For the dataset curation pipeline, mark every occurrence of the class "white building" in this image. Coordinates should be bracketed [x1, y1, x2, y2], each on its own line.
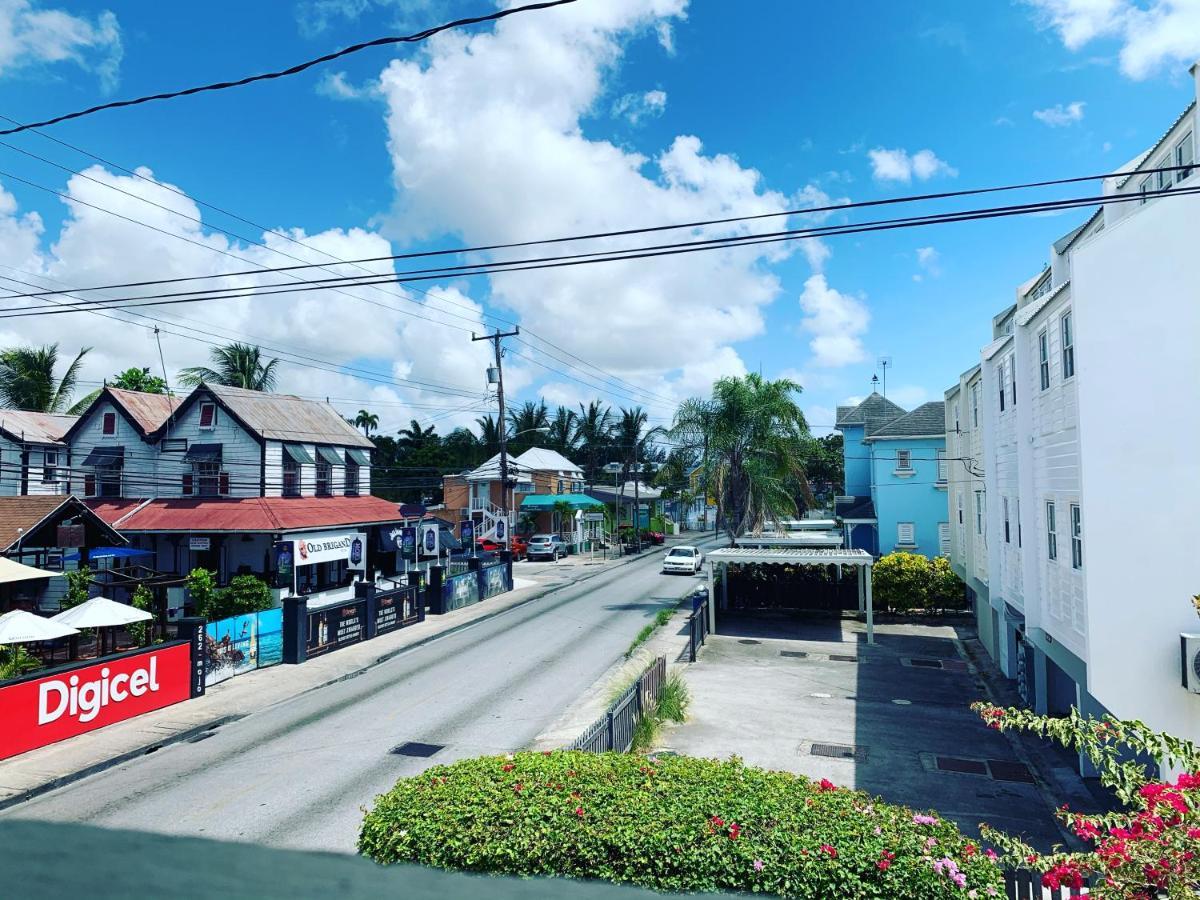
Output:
[945, 62, 1199, 769]
[0, 411, 76, 496]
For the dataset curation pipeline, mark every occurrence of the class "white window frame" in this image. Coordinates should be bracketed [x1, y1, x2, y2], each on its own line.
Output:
[198, 401, 217, 430]
[998, 358, 1007, 412]
[1139, 175, 1153, 204]
[1157, 155, 1173, 192]
[42, 449, 58, 484]
[1010, 355, 1017, 407]
[315, 459, 331, 497]
[1003, 496, 1011, 544]
[282, 456, 300, 497]
[1070, 503, 1083, 569]
[975, 491, 985, 536]
[936, 449, 947, 483]
[1177, 131, 1194, 183]
[938, 522, 951, 557]
[970, 383, 979, 427]
[1016, 497, 1022, 548]
[1046, 500, 1058, 561]
[895, 449, 912, 471]
[1038, 329, 1050, 391]
[956, 491, 965, 525]
[1061, 312, 1075, 380]
[897, 522, 916, 546]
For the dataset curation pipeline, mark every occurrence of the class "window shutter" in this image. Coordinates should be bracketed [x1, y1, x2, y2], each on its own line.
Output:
[182, 473, 193, 495]
[102, 412, 116, 435]
[84, 474, 95, 496]
[898, 522, 915, 545]
[218, 472, 230, 495]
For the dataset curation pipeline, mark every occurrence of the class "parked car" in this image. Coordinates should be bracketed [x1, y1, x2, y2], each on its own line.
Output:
[475, 538, 502, 554]
[645, 530, 666, 545]
[662, 545, 704, 574]
[526, 533, 567, 561]
[510, 535, 528, 559]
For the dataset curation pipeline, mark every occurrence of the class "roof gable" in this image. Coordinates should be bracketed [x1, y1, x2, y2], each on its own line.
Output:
[865, 401, 947, 440]
[0, 495, 126, 551]
[63, 387, 181, 443]
[0, 410, 77, 445]
[168, 384, 373, 448]
[513, 447, 584, 474]
[834, 393, 907, 435]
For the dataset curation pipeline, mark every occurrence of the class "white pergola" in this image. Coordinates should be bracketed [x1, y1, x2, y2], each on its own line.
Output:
[734, 532, 845, 549]
[705, 547, 877, 643]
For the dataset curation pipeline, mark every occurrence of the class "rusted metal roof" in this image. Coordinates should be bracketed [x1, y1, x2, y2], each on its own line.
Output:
[0, 410, 76, 445]
[100, 496, 403, 533]
[0, 495, 126, 551]
[107, 388, 182, 435]
[205, 384, 373, 447]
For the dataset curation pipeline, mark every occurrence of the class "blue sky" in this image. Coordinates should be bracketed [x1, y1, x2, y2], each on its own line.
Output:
[0, 0, 1196, 435]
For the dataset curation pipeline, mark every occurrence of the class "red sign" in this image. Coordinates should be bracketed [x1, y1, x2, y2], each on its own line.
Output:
[0, 643, 192, 762]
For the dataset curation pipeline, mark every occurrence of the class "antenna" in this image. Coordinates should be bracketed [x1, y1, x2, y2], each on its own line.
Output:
[876, 356, 893, 396]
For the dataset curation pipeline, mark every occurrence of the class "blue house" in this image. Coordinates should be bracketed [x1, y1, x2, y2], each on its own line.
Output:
[834, 395, 949, 559]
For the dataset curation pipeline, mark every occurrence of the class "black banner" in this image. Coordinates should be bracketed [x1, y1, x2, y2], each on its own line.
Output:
[306, 601, 366, 658]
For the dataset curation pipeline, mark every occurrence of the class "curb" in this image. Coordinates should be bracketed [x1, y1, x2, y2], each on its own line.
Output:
[0, 715, 243, 813]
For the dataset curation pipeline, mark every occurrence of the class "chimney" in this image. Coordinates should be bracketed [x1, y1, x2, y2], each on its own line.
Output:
[1192, 60, 1200, 106]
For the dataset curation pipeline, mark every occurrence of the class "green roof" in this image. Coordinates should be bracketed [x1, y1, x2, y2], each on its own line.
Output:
[519, 493, 605, 510]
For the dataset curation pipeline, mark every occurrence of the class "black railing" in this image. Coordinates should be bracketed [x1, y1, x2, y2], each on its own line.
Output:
[568, 656, 667, 753]
[686, 589, 710, 663]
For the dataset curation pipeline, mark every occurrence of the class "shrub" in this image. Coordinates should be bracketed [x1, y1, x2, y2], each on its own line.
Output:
[61, 565, 92, 610]
[0, 644, 42, 680]
[871, 552, 931, 613]
[188, 569, 273, 622]
[359, 752, 1004, 899]
[127, 584, 154, 645]
[929, 556, 967, 611]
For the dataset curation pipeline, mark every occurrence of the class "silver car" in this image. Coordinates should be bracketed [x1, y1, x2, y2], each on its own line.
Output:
[662, 545, 703, 574]
[526, 533, 567, 561]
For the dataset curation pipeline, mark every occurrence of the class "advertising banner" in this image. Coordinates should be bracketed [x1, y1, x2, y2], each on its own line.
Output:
[377, 524, 405, 552]
[204, 608, 284, 687]
[306, 602, 365, 658]
[374, 586, 419, 637]
[495, 519, 506, 542]
[0, 643, 192, 762]
[401, 527, 416, 559]
[459, 520, 475, 546]
[480, 562, 510, 600]
[419, 522, 439, 557]
[292, 531, 367, 569]
[273, 541, 295, 590]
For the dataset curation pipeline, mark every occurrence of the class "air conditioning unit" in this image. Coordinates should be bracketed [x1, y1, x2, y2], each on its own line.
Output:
[1181, 634, 1200, 693]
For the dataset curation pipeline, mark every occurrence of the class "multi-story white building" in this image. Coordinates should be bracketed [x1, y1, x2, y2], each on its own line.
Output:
[0, 411, 75, 496]
[946, 61, 1199, 769]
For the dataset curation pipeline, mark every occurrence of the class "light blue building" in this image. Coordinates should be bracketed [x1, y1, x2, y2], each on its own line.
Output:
[834, 395, 949, 559]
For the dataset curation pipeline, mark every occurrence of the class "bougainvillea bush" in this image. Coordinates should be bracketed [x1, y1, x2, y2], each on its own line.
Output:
[974, 702, 1200, 898]
[359, 752, 1003, 899]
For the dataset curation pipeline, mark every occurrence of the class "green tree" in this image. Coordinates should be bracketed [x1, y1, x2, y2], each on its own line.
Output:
[0, 644, 42, 679]
[475, 414, 503, 458]
[574, 401, 613, 490]
[442, 427, 482, 470]
[354, 409, 379, 437]
[546, 406, 579, 456]
[871, 552, 932, 613]
[670, 375, 812, 544]
[507, 400, 549, 454]
[178, 342, 280, 391]
[929, 555, 966, 611]
[127, 583, 154, 645]
[397, 419, 438, 451]
[0, 344, 91, 413]
[188, 569, 273, 621]
[112, 367, 167, 393]
[62, 566, 93, 610]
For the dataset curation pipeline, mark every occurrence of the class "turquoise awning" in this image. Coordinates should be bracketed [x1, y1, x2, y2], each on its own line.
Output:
[519, 493, 604, 511]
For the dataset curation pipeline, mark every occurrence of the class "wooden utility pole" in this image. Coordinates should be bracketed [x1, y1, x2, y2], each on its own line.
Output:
[472, 328, 520, 536]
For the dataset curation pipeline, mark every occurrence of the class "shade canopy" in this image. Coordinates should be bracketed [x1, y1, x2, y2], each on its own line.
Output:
[65, 546, 153, 562]
[345, 448, 370, 467]
[0, 609, 78, 643]
[0, 556, 63, 584]
[81, 446, 124, 467]
[519, 493, 604, 511]
[283, 443, 315, 465]
[51, 596, 152, 628]
[184, 443, 223, 462]
[316, 445, 343, 467]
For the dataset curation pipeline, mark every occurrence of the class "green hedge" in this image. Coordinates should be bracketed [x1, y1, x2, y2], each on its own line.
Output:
[872, 553, 967, 613]
[359, 752, 1003, 899]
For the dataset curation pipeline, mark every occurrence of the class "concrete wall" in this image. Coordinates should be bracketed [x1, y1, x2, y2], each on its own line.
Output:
[870, 435, 948, 559]
[1073, 187, 1200, 746]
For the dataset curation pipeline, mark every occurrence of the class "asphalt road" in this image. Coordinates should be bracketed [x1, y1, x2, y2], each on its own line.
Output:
[2, 539, 717, 853]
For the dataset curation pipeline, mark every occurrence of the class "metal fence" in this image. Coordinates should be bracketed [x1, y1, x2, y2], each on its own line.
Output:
[445, 559, 471, 577]
[568, 656, 667, 753]
[686, 591, 710, 663]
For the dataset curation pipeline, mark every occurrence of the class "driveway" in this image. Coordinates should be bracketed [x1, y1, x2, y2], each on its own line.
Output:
[661, 614, 1075, 851]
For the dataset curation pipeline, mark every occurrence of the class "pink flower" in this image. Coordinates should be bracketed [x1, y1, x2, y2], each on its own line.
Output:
[820, 844, 838, 858]
[574, 806, 584, 817]
[729, 823, 741, 841]
[817, 778, 837, 792]
[985, 848, 998, 862]
[753, 859, 764, 872]
[925, 837, 938, 849]
[912, 814, 938, 826]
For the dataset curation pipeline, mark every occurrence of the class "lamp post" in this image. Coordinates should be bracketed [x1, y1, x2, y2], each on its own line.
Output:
[602, 461, 623, 556]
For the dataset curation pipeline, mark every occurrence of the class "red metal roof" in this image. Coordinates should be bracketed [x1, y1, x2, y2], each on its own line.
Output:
[85, 499, 146, 526]
[107, 388, 182, 435]
[90, 496, 404, 533]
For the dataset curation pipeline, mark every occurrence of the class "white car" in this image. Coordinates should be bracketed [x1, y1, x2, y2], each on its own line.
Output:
[662, 545, 703, 574]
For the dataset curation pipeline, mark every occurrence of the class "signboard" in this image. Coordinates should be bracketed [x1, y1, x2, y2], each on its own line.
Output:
[0, 643, 192, 762]
[292, 531, 367, 568]
[273, 541, 295, 590]
[420, 522, 439, 557]
[495, 519, 506, 542]
[459, 520, 475, 545]
[401, 527, 416, 559]
[306, 602, 365, 658]
[55, 524, 85, 548]
[399, 503, 426, 519]
[188, 537, 211, 551]
[582, 512, 606, 522]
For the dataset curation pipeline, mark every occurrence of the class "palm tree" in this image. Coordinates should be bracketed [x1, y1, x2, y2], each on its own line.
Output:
[546, 406, 579, 456]
[574, 400, 613, 490]
[475, 414, 503, 458]
[0, 344, 91, 412]
[671, 374, 813, 545]
[615, 406, 664, 536]
[507, 400, 549, 453]
[354, 409, 379, 437]
[397, 419, 438, 451]
[178, 343, 279, 391]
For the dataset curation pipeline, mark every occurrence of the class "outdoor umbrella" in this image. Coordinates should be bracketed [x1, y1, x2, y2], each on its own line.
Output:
[0, 609, 79, 643]
[51, 596, 152, 657]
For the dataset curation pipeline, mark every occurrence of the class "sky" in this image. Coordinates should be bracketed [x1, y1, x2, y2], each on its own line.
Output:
[0, 0, 1197, 438]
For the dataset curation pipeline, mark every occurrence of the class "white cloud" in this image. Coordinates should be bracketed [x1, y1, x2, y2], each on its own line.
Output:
[798, 274, 870, 368]
[655, 20, 675, 54]
[1025, 0, 1200, 79]
[0, 0, 122, 90]
[913, 245, 941, 283]
[611, 88, 667, 125]
[868, 147, 958, 183]
[316, 70, 377, 100]
[1033, 100, 1086, 126]
[888, 384, 930, 408]
[377, 0, 799, 413]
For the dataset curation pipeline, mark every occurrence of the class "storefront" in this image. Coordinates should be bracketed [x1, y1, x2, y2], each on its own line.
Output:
[273, 529, 367, 609]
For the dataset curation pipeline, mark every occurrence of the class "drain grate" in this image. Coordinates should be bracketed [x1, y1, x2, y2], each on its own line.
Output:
[811, 742, 867, 761]
[391, 741, 445, 758]
[738, 639, 762, 645]
[988, 760, 1035, 783]
[780, 650, 808, 658]
[828, 654, 859, 663]
[936, 756, 989, 775]
[909, 658, 944, 669]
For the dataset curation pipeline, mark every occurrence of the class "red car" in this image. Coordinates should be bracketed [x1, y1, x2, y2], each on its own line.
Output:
[475, 538, 501, 553]
[510, 535, 529, 559]
[645, 530, 666, 545]
[475, 537, 528, 559]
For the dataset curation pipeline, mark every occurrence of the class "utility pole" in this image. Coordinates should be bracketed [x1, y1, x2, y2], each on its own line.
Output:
[473, 327, 520, 541]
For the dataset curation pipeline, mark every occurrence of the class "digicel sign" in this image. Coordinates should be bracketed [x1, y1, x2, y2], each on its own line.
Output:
[0, 643, 191, 762]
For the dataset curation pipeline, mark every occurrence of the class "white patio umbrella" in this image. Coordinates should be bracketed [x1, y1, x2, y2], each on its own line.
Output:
[50, 596, 152, 628]
[0, 609, 79, 643]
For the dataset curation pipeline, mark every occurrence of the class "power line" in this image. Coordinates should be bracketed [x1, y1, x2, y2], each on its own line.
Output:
[0, 0, 578, 136]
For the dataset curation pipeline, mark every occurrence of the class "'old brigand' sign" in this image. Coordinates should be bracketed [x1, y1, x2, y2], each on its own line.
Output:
[0, 643, 191, 761]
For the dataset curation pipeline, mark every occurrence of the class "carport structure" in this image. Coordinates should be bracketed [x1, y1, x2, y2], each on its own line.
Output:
[705, 547, 877, 642]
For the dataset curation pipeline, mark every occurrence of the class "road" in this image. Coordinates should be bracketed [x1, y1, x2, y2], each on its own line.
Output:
[2, 540, 717, 853]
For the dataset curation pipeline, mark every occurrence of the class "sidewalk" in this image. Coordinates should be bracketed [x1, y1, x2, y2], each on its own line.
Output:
[0, 543, 668, 810]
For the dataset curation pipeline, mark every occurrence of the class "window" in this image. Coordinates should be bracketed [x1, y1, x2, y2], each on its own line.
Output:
[1139, 175, 1153, 203]
[956, 491, 965, 525]
[936, 449, 947, 483]
[344, 457, 360, 496]
[96, 468, 121, 498]
[513, 480, 535, 494]
[1070, 503, 1083, 569]
[938, 523, 951, 557]
[161, 438, 187, 453]
[1010, 357, 1017, 406]
[102, 412, 116, 435]
[998, 358, 1007, 412]
[42, 449, 58, 484]
[975, 491, 985, 535]
[971, 383, 979, 427]
[897, 522, 915, 546]
[896, 449, 912, 471]
[1003, 497, 1011, 543]
[283, 457, 300, 497]
[1038, 330, 1050, 390]
[195, 462, 222, 497]
[296, 559, 351, 594]
[1046, 500, 1057, 561]
[953, 401, 960, 433]
[1157, 155, 1173, 192]
[198, 402, 217, 429]
[1061, 312, 1075, 379]
[1016, 497, 1022, 548]
[315, 460, 331, 496]
[1177, 131, 1194, 182]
